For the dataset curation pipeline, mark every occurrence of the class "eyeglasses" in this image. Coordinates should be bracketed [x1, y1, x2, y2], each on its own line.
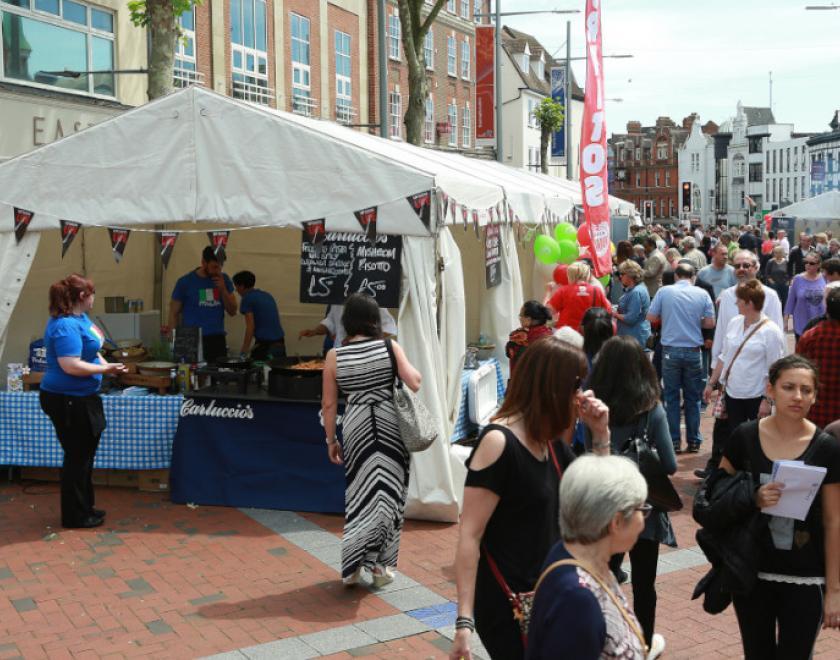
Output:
[634, 504, 653, 519]
[805, 261, 820, 266]
[733, 263, 754, 270]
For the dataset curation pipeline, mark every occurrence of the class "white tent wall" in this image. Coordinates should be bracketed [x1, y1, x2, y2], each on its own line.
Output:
[0, 233, 40, 362]
[439, 229, 467, 434]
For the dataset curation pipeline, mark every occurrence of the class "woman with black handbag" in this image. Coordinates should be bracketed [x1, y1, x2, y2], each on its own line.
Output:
[588, 336, 678, 660]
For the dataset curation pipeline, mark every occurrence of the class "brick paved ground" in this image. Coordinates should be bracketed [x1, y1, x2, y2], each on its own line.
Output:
[1, 406, 839, 658]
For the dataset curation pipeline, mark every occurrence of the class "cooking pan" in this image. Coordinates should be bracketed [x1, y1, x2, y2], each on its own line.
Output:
[269, 355, 324, 377]
[215, 356, 252, 370]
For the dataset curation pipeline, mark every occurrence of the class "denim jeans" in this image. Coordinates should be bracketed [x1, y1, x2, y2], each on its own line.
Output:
[662, 346, 704, 448]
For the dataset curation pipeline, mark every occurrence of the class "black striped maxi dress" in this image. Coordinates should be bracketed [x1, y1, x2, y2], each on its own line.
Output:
[334, 338, 410, 580]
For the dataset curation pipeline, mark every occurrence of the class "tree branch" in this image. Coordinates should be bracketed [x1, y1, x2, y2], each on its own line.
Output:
[419, 0, 447, 40]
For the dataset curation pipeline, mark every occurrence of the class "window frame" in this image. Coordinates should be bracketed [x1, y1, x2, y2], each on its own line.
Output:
[335, 29, 352, 124]
[460, 0, 469, 19]
[0, 0, 117, 98]
[447, 35, 456, 76]
[389, 89, 402, 140]
[424, 94, 434, 144]
[461, 103, 470, 148]
[424, 28, 434, 70]
[460, 38, 470, 80]
[290, 12, 312, 113]
[388, 12, 400, 61]
[448, 101, 458, 147]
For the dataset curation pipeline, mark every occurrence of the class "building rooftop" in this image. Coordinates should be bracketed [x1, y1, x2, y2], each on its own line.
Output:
[501, 26, 584, 101]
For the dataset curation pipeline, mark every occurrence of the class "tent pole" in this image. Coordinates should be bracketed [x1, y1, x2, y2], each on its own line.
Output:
[153, 224, 163, 314]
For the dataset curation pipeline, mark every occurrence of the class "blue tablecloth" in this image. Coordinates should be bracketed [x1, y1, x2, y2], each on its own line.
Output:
[169, 393, 345, 514]
[0, 391, 180, 468]
[450, 358, 505, 443]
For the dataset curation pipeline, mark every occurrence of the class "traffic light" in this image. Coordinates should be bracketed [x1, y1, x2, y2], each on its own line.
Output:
[682, 182, 691, 212]
[643, 200, 653, 221]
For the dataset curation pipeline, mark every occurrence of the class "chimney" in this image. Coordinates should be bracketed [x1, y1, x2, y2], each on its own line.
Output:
[627, 121, 642, 134]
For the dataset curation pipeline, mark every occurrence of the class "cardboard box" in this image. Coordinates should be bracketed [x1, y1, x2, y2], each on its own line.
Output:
[138, 469, 169, 492]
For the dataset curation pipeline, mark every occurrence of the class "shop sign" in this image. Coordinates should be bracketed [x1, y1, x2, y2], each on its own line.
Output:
[485, 224, 502, 289]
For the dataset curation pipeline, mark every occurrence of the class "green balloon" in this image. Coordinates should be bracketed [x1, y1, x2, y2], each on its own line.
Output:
[598, 273, 611, 287]
[534, 235, 561, 265]
[557, 240, 579, 265]
[554, 222, 577, 243]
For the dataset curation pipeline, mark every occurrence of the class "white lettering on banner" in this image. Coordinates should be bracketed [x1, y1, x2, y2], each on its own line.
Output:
[180, 399, 255, 420]
[579, 0, 611, 277]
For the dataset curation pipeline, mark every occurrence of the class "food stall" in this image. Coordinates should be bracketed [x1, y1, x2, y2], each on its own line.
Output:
[0, 86, 635, 521]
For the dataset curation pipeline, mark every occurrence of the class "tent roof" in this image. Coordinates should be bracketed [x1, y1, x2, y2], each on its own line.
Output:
[771, 191, 840, 221]
[0, 86, 632, 236]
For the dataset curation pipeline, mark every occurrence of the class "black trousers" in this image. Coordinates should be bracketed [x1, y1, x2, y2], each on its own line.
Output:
[39, 390, 105, 527]
[707, 395, 762, 472]
[202, 334, 227, 363]
[251, 338, 286, 361]
[733, 580, 824, 659]
[610, 538, 660, 647]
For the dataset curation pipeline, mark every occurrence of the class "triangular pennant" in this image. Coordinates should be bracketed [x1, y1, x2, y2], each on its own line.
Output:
[441, 191, 450, 223]
[472, 210, 480, 238]
[108, 228, 130, 263]
[488, 206, 495, 225]
[59, 220, 81, 258]
[407, 191, 432, 232]
[159, 231, 179, 269]
[303, 218, 327, 246]
[207, 230, 230, 262]
[460, 204, 468, 232]
[508, 204, 515, 224]
[354, 207, 378, 243]
[497, 201, 505, 223]
[13, 207, 34, 244]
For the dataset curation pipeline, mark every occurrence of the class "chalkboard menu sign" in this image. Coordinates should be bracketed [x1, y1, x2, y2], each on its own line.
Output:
[173, 326, 202, 363]
[299, 231, 403, 308]
[485, 225, 502, 289]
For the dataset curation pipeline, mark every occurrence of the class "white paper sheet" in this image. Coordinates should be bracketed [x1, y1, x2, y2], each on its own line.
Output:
[762, 460, 827, 521]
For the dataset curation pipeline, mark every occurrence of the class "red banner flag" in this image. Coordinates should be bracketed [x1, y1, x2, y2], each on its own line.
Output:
[13, 207, 34, 244]
[475, 26, 495, 140]
[580, 0, 612, 277]
[59, 220, 80, 258]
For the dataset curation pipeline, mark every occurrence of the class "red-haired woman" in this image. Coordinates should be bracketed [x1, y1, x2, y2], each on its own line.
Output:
[39, 275, 126, 528]
[450, 337, 611, 660]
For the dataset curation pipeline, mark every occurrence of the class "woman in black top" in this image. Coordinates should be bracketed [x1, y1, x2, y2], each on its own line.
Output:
[721, 355, 840, 659]
[450, 337, 611, 660]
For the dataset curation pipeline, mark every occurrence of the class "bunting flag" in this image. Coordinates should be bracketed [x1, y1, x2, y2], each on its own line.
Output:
[472, 209, 480, 238]
[440, 191, 450, 223]
[497, 201, 505, 223]
[508, 205, 515, 224]
[159, 231, 178, 269]
[354, 206, 378, 243]
[303, 218, 326, 247]
[488, 206, 496, 225]
[461, 205, 468, 232]
[407, 191, 432, 232]
[207, 230, 230, 262]
[108, 228, 130, 263]
[13, 207, 34, 244]
[59, 220, 81, 258]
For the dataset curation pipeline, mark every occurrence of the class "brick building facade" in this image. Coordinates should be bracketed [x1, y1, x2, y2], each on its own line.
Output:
[610, 116, 698, 222]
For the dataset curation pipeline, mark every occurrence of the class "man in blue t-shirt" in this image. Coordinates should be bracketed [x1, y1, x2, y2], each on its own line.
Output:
[232, 270, 285, 360]
[166, 246, 237, 362]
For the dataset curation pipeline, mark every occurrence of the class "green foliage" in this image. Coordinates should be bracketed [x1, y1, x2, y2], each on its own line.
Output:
[534, 97, 564, 133]
[128, 0, 199, 28]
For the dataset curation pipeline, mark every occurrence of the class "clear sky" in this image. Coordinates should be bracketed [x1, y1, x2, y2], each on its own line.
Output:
[500, 0, 840, 136]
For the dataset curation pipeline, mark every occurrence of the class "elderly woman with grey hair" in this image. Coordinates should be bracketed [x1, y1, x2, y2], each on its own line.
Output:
[612, 260, 651, 349]
[526, 456, 649, 660]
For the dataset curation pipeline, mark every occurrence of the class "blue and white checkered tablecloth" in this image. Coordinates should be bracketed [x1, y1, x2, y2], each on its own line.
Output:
[450, 358, 505, 443]
[0, 391, 182, 468]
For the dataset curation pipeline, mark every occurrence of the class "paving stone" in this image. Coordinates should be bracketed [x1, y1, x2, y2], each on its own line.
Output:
[437, 625, 489, 660]
[378, 585, 449, 611]
[407, 602, 457, 629]
[93, 567, 116, 579]
[368, 570, 418, 594]
[133, 501, 162, 509]
[266, 546, 288, 557]
[0, 566, 13, 580]
[208, 530, 239, 537]
[306, 545, 342, 569]
[347, 642, 387, 656]
[0, 643, 19, 653]
[141, 524, 161, 532]
[355, 613, 430, 642]
[145, 619, 173, 635]
[239, 637, 318, 660]
[188, 592, 226, 606]
[300, 624, 377, 655]
[11, 598, 36, 612]
[428, 633, 454, 653]
[281, 528, 342, 552]
[126, 577, 153, 592]
[93, 532, 124, 547]
[202, 652, 248, 660]
[241, 508, 323, 536]
[84, 551, 114, 565]
[27, 562, 47, 571]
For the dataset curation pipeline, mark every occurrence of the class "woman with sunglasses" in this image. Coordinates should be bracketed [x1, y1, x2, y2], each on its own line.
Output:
[784, 252, 825, 342]
[450, 337, 610, 660]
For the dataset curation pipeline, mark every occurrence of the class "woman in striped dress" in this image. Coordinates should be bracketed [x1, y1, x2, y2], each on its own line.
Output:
[322, 293, 422, 587]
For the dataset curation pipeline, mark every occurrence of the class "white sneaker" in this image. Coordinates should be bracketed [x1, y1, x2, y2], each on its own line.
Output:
[647, 633, 666, 660]
[342, 566, 363, 586]
[372, 566, 395, 588]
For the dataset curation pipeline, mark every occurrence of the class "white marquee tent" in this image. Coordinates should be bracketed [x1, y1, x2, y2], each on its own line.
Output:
[772, 190, 840, 221]
[0, 86, 634, 521]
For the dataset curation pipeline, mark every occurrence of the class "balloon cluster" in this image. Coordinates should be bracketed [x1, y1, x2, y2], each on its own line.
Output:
[533, 222, 612, 287]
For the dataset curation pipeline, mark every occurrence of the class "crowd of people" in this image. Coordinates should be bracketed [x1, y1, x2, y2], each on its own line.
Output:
[452, 222, 840, 660]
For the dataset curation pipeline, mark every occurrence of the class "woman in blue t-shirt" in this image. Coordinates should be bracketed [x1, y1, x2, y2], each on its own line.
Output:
[38, 275, 126, 529]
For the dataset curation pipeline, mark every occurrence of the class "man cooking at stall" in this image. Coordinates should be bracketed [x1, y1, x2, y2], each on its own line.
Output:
[232, 270, 286, 360]
[299, 301, 397, 346]
[164, 246, 237, 362]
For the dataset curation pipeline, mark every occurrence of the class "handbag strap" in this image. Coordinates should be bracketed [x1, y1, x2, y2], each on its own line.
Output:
[533, 558, 648, 655]
[383, 338, 403, 387]
[721, 318, 768, 387]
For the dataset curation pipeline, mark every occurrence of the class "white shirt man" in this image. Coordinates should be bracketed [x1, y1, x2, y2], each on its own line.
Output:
[777, 230, 790, 257]
[711, 251, 784, 364]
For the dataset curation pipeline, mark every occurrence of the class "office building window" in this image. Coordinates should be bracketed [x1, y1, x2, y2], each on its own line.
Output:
[447, 0, 455, 13]
[389, 91, 401, 139]
[335, 30, 352, 124]
[665, 171, 670, 186]
[448, 101, 457, 146]
[474, 0, 482, 22]
[1, 0, 116, 96]
[794, 146, 798, 171]
[173, 9, 200, 87]
[749, 163, 763, 183]
[772, 150, 776, 173]
[462, 104, 471, 147]
[424, 95, 434, 144]
[232, 0, 269, 103]
[290, 13, 312, 113]
[528, 146, 540, 171]
[447, 35, 456, 75]
[460, 38, 470, 79]
[654, 172, 660, 187]
[460, 0, 469, 18]
[786, 148, 790, 171]
[388, 12, 400, 60]
[424, 29, 433, 69]
[766, 150, 770, 171]
[802, 176, 806, 198]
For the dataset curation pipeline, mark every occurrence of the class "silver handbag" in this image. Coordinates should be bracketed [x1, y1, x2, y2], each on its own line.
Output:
[384, 339, 439, 452]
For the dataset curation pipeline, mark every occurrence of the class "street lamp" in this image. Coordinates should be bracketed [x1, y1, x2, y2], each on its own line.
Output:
[475, 5, 580, 163]
[805, 3, 839, 8]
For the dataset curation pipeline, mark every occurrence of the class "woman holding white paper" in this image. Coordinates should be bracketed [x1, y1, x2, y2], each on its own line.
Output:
[719, 355, 840, 659]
